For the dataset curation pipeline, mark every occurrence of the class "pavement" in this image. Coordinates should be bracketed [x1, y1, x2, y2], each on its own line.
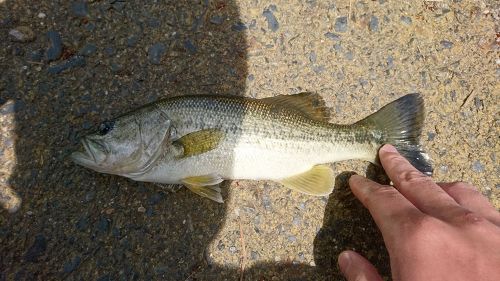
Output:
[1, 0, 498, 280]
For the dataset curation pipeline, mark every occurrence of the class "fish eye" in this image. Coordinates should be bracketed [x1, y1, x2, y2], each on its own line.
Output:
[98, 121, 114, 135]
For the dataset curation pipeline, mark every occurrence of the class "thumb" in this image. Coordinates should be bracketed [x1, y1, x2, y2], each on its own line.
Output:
[338, 251, 383, 281]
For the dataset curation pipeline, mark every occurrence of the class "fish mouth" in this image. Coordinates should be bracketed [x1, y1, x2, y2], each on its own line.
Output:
[70, 138, 107, 170]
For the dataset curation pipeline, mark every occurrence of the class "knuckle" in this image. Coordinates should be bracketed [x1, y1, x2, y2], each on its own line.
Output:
[364, 185, 399, 206]
[453, 210, 488, 227]
[398, 170, 433, 187]
[385, 154, 406, 167]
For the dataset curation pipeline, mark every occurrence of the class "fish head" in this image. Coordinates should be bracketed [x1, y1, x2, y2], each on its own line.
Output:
[71, 108, 175, 176]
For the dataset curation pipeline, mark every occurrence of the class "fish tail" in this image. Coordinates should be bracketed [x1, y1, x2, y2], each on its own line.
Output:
[355, 94, 433, 175]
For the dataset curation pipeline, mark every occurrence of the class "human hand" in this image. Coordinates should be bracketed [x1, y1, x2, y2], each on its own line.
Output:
[338, 144, 500, 281]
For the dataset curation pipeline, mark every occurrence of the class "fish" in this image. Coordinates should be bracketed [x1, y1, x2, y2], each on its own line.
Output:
[71, 93, 432, 203]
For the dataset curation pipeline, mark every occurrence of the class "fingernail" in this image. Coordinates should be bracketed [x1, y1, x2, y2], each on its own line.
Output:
[380, 144, 397, 153]
[338, 251, 352, 276]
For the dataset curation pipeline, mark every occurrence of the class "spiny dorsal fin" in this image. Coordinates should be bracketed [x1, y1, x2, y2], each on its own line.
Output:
[277, 165, 334, 196]
[182, 175, 224, 203]
[173, 129, 224, 158]
[261, 92, 330, 122]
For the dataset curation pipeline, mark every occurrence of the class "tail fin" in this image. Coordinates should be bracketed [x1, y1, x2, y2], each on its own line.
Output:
[356, 94, 433, 175]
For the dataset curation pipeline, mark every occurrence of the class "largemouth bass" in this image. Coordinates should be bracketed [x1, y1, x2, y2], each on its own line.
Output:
[71, 93, 432, 202]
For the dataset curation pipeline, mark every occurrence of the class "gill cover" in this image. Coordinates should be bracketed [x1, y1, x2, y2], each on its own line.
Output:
[72, 106, 174, 177]
[119, 109, 173, 177]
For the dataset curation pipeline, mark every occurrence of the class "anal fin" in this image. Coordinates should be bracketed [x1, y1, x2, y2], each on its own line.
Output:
[154, 183, 183, 193]
[277, 165, 334, 196]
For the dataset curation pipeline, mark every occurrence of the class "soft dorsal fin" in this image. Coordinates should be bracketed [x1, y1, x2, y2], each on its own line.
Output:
[277, 165, 334, 196]
[173, 129, 224, 158]
[261, 92, 331, 122]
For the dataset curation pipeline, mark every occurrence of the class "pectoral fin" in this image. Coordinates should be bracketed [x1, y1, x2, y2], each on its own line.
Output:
[184, 184, 224, 203]
[182, 175, 224, 203]
[174, 129, 224, 158]
[182, 174, 223, 186]
[277, 165, 334, 196]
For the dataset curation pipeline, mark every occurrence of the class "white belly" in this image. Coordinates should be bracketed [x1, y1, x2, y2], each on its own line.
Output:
[130, 138, 376, 184]
[229, 146, 314, 180]
[230, 140, 377, 180]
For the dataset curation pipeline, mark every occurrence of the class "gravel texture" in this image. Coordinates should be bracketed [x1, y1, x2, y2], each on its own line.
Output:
[1, 0, 499, 280]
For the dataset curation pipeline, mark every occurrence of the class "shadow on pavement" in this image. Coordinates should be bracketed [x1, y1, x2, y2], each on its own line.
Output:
[1, 0, 245, 279]
[313, 165, 391, 279]
[203, 165, 391, 280]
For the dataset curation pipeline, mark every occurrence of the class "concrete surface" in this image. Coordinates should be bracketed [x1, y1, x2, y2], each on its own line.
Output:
[0, 0, 498, 280]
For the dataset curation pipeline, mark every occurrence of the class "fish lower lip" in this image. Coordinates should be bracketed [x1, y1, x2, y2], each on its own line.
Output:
[70, 151, 90, 162]
[83, 138, 100, 163]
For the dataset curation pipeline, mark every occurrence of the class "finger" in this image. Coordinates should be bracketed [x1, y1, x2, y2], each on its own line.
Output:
[379, 145, 466, 221]
[438, 182, 500, 226]
[349, 175, 424, 238]
[338, 250, 383, 281]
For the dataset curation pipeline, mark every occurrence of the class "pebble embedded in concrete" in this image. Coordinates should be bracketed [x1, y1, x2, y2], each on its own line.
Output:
[148, 43, 166, 65]
[263, 7, 279, 32]
[46, 30, 63, 61]
[401, 16, 412, 25]
[9, 26, 36, 42]
[334, 16, 348, 32]
[369, 15, 379, 32]
[70, 1, 89, 18]
[79, 43, 97, 56]
[440, 40, 453, 49]
[47, 55, 86, 74]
